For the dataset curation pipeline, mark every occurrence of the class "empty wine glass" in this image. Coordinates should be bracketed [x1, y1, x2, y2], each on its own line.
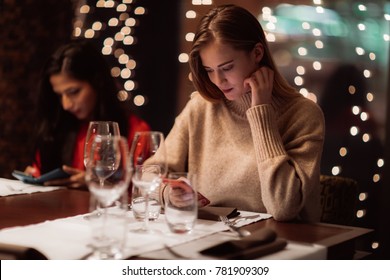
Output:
[84, 121, 120, 215]
[84, 121, 120, 168]
[85, 135, 132, 259]
[129, 131, 167, 233]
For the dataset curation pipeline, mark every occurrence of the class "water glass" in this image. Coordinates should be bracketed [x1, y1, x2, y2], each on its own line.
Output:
[87, 194, 128, 260]
[164, 172, 197, 234]
[131, 184, 161, 221]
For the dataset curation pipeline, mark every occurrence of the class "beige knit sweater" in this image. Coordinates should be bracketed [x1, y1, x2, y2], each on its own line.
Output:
[164, 91, 325, 222]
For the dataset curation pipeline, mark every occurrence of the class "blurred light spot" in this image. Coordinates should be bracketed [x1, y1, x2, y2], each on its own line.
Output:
[117, 90, 129, 101]
[266, 33, 276, 42]
[312, 28, 321, 36]
[118, 54, 129, 64]
[313, 61, 321, 70]
[363, 70, 371, 78]
[358, 4, 367, 11]
[134, 7, 146, 15]
[296, 66, 305, 75]
[360, 112, 368, 121]
[356, 209, 366, 218]
[350, 126, 359, 136]
[302, 22, 310, 30]
[377, 158, 384, 168]
[352, 106, 360, 115]
[80, 5, 90, 14]
[357, 23, 366, 31]
[359, 192, 368, 201]
[373, 174, 380, 182]
[84, 29, 95, 38]
[114, 48, 125, 58]
[117, 3, 127, 12]
[294, 76, 304, 86]
[108, 18, 119, 26]
[369, 53, 376, 61]
[339, 147, 347, 157]
[121, 68, 131, 79]
[298, 47, 307, 56]
[92, 22, 102, 31]
[362, 133, 371, 142]
[123, 36, 135, 45]
[115, 32, 124, 41]
[331, 166, 341, 175]
[366, 92, 374, 102]
[126, 59, 137, 69]
[315, 40, 324, 49]
[111, 67, 121, 77]
[185, 32, 195, 42]
[355, 47, 365, 55]
[178, 53, 189, 63]
[125, 80, 135, 91]
[125, 18, 136, 26]
[186, 10, 196, 18]
[371, 242, 379, 250]
[102, 46, 112, 55]
[104, 37, 114, 46]
[349, 85, 356, 94]
[133, 95, 145, 106]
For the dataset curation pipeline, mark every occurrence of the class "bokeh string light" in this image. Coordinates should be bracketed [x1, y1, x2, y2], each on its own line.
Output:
[73, 0, 146, 107]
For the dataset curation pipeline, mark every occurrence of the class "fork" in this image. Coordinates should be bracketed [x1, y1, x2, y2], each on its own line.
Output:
[219, 215, 251, 238]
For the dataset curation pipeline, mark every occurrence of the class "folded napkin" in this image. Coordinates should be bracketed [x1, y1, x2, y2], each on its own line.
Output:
[199, 228, 287, 259]
[0, 242, 47, 260]
[198, 206, 240, 221]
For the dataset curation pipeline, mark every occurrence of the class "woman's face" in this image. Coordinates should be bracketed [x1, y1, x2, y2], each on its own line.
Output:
[49, 73, 97, 121]
[199, 40, 260, 101]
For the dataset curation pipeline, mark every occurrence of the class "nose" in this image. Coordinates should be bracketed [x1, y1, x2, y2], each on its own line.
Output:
[61, 95, 73, 111]
[214, 70, 226, 87]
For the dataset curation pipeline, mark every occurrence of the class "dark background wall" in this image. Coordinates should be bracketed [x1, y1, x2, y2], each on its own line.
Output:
[0, 0, 179, 178]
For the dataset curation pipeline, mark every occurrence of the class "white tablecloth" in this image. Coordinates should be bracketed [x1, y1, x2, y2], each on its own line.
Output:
[0, 210, 271, 260]
[0, 178, 61, 197]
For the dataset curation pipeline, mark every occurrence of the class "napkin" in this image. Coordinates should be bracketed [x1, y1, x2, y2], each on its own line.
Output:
[198, 206, 240, 221]
[199, 228, 287, 259]
[0, 242, 47, 260]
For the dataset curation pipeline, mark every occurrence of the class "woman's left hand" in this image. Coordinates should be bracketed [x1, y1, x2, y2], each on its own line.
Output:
[43, 165, 86, 189]
[244, 66, 274, 106]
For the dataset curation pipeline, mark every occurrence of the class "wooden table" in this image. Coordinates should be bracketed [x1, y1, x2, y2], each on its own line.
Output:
[0, 188, 373, 259]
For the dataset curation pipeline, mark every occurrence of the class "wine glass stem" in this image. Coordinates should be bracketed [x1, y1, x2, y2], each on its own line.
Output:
[99, 179, 104, 187]
[144, 192, 150, 231]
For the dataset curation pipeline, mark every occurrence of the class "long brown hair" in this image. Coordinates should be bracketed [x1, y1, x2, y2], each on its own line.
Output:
[189, 4, 299, 102]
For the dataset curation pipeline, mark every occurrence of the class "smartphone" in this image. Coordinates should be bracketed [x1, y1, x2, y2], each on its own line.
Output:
[12, 168, 70, 185]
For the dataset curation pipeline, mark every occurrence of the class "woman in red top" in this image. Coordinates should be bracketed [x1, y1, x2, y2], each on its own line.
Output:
[24, 40, 150, 188]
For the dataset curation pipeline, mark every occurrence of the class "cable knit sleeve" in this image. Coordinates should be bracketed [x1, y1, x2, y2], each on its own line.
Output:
[246, 98, 325, 222]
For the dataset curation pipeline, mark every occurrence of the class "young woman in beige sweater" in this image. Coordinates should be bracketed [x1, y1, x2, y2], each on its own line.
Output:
[163, 4, 325, 222]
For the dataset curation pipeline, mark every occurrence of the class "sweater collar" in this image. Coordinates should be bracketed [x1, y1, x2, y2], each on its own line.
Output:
[224, 92, 289, 118]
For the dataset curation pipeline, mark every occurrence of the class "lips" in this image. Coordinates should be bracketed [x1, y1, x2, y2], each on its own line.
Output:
[221, 88, 233, 94]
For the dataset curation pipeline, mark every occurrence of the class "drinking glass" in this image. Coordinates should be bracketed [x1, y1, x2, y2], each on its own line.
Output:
[85, 135, 132, 259]
[164, 172, 197, 234]
[84, 121, 120, 214]
[129, 131, 167, 233]
[84, 121, 120, 168]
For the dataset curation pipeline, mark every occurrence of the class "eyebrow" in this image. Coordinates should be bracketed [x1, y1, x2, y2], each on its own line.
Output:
[203, 59, 234, 69]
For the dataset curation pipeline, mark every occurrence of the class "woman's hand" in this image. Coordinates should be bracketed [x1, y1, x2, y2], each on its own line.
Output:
[163, 178, 210, 208]
[43, 165, 86, 189]
[244, 66, 274, 107]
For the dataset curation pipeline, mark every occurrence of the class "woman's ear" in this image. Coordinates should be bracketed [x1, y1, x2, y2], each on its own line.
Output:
[253, 43, 264, 63]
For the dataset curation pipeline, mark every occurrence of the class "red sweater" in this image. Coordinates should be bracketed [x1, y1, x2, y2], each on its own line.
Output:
[32, 114, 150, 177]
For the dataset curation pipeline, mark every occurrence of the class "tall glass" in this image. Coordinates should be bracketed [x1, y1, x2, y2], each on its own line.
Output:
[85, 135, 132, 259]
[84, 121, 120, 214]
[129, 131, 167, 233]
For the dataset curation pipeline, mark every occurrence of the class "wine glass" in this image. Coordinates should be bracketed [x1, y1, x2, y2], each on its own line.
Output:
[85, 135, 132, 259]
[129, 131, 167, 233]
[84, 121, 120, 215]
[84, 121, 120, 168]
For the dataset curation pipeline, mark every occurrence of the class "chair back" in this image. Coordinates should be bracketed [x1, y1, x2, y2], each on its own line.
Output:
[319, 175, 358, 225]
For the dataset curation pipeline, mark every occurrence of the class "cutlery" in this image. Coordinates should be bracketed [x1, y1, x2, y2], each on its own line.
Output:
[219, 215, 251, 238]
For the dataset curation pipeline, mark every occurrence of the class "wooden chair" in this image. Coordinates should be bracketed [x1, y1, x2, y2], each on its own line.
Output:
[319, 175, 358, 226]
